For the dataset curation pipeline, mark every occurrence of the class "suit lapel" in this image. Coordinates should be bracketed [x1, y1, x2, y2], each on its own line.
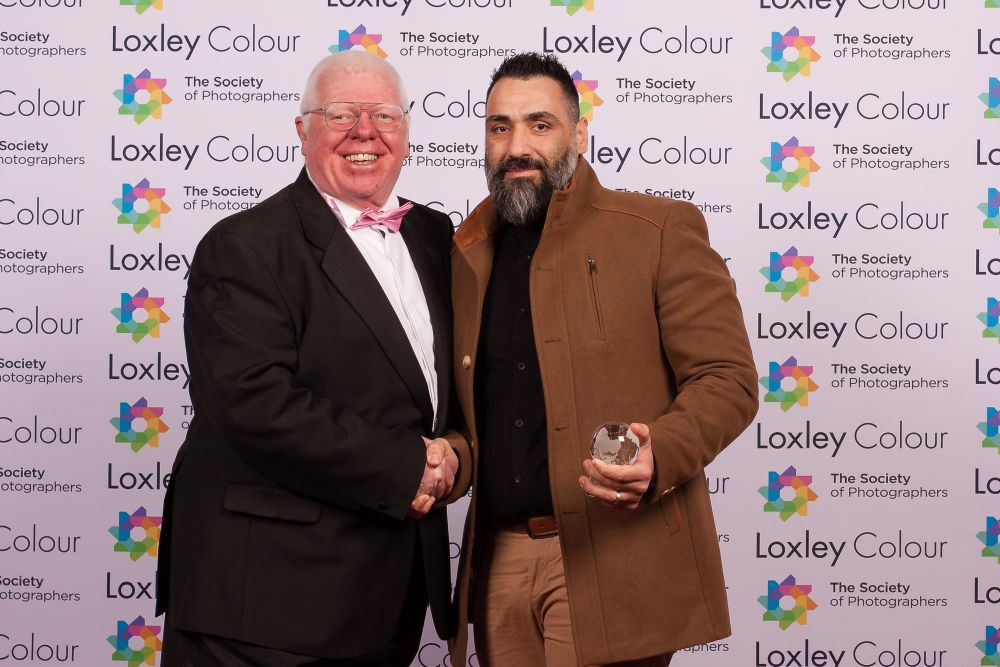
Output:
[290, 171, 435, 426]
[399, 202, 451, 434]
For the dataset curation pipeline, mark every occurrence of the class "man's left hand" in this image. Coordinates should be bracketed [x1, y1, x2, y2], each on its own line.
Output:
[579, 422, 654, 510]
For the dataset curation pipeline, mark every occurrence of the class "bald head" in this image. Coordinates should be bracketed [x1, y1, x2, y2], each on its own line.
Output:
[299, 52, 408, 118]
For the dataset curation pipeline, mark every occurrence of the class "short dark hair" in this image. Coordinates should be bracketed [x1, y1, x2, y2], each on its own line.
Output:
[486, 52, 580, 122]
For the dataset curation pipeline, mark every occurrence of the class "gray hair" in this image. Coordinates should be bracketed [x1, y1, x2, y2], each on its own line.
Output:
[299, 52, 409, 117]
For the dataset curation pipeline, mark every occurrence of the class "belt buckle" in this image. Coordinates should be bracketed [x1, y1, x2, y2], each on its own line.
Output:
[524, 516, 557, 539]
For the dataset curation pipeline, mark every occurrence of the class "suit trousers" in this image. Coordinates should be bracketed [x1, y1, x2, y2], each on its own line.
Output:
[161, 548, 428, 667]
[472, 529, 672, 667]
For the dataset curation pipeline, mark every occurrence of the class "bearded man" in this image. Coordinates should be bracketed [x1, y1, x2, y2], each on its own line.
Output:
[446, 52, 759, 667]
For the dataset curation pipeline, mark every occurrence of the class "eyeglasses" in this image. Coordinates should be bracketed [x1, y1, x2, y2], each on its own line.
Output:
[302, 102, 408, 132]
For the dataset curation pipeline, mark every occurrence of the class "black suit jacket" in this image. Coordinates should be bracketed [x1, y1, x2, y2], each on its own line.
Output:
[155, 169, 455, 658]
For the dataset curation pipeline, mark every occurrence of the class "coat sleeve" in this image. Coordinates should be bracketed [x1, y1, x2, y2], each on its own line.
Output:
[183, 227, 426, 520]
[440, 358, 472, 504]
[440, 428, 472, 504]
[645, 201, 759, 499]
[433, 208, 473, 505]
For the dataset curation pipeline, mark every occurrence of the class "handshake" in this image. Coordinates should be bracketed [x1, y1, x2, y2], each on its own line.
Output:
[408, 437, 459, 518]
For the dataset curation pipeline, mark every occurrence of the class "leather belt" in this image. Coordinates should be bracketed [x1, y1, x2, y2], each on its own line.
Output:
[496, 515, 558, 539]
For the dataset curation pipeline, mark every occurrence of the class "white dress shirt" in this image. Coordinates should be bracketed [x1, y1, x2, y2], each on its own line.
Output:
[308, 174, 438, 426]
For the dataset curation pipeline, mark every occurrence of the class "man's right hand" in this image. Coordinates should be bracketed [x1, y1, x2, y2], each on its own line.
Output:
[407, 437, 458, 518]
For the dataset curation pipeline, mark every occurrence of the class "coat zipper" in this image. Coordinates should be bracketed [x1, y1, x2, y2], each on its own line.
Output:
[586, 256, 606, 340]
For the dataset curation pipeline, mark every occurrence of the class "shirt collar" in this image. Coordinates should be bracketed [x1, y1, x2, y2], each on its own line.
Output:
[305, 168, 401, 228]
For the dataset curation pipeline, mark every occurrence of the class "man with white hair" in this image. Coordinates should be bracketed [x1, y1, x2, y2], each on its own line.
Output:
[156, 52, 465, 666]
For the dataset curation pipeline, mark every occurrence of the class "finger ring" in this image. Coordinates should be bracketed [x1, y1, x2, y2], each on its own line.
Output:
[614, 489, 622, 503]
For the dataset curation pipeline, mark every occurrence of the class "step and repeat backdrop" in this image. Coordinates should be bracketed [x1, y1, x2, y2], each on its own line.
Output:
[1, 0, 996, 664]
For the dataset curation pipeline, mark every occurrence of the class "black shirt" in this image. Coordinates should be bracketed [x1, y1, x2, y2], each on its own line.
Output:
[474, 221, 554, 524]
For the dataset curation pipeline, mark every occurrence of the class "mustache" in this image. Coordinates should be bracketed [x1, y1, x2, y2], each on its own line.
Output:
[493, 156, 546, 176]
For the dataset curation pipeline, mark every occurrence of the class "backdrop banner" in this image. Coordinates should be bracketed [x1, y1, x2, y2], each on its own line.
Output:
[0, 0, 987, 664]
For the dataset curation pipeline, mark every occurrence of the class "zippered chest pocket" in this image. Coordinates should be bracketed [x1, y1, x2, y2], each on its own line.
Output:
[586, 255, 606, 340]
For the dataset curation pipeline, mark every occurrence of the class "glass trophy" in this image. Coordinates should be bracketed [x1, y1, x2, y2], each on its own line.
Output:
[590, 422, 639, 466]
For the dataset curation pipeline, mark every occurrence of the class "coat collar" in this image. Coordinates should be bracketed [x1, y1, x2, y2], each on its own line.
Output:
[453, 157, 601, 252]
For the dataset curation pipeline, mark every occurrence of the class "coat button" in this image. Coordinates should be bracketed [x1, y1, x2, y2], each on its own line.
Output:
[462, 355, 471, 369]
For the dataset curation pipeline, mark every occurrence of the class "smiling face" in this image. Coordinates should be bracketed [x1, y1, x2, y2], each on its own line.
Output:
[484, 75, 587, 226]
[295, 63, 409, 210]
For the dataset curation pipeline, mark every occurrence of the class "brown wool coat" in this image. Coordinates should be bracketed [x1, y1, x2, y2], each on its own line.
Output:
[443, 159, 759, 665]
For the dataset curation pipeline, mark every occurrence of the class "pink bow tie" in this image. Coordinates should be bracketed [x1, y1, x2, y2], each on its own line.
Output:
[352, 202, 413, 233]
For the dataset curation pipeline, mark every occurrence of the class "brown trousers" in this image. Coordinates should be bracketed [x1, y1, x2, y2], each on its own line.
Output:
[472, 529, 672, 667]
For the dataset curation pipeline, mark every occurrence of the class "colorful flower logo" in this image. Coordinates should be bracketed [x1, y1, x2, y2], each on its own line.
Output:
[572, 70, 603, 121]
[108, 616, 163, 667]
[759, 467, 818, 521]
[979, 297, 1000, 343]
[758, 575, 817, 630]
[551, 0, 594, 15]
[111, 288, 171, 343]
[760, 357, 818, 411]
[119, 0, 162, 14]
[329, 25, 387, 59]
[113, 179, 171, 234]
[978, 626, 1000, 666]
[978, 517, 1000, 564]
[762, 27, 821, 81]
[760, 247, 819, 302]
[980, 408, 1000, 453]
[110, 398, 170, 453]
[114, 69, 172, 124]
[109, 507, 161, 561]
[762, 137, 820, 192]
[982, 78, 1000, 119]
[981, 188, 1000, 233]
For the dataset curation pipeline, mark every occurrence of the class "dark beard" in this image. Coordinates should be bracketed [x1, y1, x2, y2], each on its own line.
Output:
[486, 148, 578, 227]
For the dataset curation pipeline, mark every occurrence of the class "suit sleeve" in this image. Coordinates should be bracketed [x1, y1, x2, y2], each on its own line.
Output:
[645, 202, 759, 499]
[184, 228, 426, 520]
